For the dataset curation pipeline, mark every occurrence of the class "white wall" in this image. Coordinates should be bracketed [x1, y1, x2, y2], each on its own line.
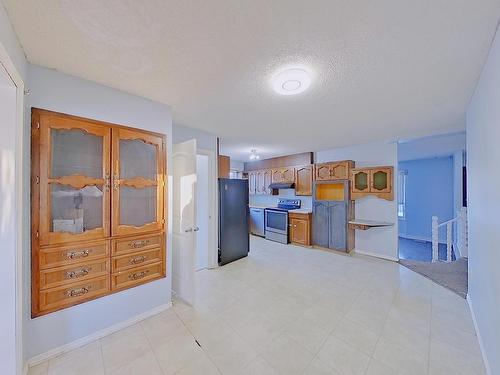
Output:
[0, 4, 27, 80]
[0, 61, 18, 375]
[398, 132, 466, 161]
[25, 64, 173, 359]
[316, 142, 398, 260]
[173, 123, 216, 151]
[466, 26, 500, 375]
[230, 159, 244, 171]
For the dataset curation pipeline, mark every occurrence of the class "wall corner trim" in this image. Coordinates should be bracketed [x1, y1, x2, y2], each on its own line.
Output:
[466, 294, 492, 375]
[26, 302, 172, 369]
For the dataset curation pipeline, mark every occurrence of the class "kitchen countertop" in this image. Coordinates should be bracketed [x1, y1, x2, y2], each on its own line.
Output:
[289, 209, 312, 214]
[249, 205, 312, 214]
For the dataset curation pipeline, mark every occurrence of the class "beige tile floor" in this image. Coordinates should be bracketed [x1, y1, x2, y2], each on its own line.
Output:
[29, 236, 485, 375]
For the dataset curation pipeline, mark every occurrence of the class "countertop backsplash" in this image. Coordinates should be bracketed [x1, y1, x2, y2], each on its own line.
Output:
[249, 189, 312, 210]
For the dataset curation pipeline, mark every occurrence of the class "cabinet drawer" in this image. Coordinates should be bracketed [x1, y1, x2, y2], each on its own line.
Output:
[111, 262, 164, 291]
[39, 275, 110, 313]
[112, 248, 163, 273]
[40, 259, 110, 290]
[112, 233, 163, 255]
[39, 241, 110, 269]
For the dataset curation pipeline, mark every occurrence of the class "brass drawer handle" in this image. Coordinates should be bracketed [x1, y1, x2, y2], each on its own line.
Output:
[129, 239, 150, 249]
[66, 267, 91, 279]
[128, 270, 150, 280]
[129, 256, 146, 265]
[65, 249, 90, 259]
[66, 286, 89, 298]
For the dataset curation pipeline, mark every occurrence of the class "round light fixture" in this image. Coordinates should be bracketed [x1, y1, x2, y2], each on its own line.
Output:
[272, 68, 311, 96]
[249, 149, 260, 160]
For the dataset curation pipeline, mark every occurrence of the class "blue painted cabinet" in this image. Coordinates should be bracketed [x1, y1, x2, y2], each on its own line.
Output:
[328, 201, 347, 250]
[312, 201, 330, 247]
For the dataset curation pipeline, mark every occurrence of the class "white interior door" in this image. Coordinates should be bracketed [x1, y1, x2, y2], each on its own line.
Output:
[196, 154, 209, 270]
[172, 139, 197, 305]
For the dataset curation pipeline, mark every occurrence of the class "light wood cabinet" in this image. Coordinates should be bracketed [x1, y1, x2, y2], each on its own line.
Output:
[248, 171, 257, 195]
[31, 108, 166, 317]
[350, 166, 393, 200]
[294, 165, 313, 196]
[314, 160, 354, 181]
[289, 212, 311, 246]
[272, 167, 295, 183]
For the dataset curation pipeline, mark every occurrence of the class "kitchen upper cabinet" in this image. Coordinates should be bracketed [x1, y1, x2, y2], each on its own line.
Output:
[289, 212, 311, 246]
[248, 171, 257, 195]
[263, 169, 272, 194]
[294, 165, 313, 196]
[272, 167, 295, 183]
[314, 160, 354, 181]
[249, 169, 273, 195]
[350, 166, 393, 200]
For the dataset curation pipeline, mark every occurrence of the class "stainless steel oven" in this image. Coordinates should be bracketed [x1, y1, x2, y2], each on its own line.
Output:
[265, 208, 288, 243]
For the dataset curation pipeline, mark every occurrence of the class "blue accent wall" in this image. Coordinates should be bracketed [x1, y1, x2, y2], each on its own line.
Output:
[398, 156, 454, 241]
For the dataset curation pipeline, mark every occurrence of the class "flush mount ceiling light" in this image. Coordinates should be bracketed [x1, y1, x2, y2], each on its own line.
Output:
[271, 68, 312, 96]
[249, 149, 260, 160]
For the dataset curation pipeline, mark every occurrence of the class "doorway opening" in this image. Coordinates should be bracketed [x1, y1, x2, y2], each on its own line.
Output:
[397, 134, 468, 297]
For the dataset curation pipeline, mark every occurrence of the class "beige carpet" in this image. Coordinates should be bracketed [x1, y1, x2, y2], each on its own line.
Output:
[399, 257, 468, 298]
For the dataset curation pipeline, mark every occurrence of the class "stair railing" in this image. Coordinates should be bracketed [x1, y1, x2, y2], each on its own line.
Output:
[431, 207, 468, 262]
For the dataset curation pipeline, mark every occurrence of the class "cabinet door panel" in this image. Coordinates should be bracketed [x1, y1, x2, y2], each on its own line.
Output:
[329, 202, 347, 250]
[38, 112, 111, 245]
[282, 168, 295, 183]
[352, 170, 370, 193]
[264, 169, 272, 194]
[295, 166, 312, 196]
[271, 169, 283, 183]
[315, 164, 331, 181]
[291, 218, 308, 245]
[330, 163, 349, 179]
[313, 202, 329, 247]
[112, 128, 165, 236]
[248, 172, 257, 194]
[370, 168, 392, 193]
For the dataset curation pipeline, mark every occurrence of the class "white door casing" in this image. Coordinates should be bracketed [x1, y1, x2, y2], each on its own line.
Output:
[172, 139, 197, 305]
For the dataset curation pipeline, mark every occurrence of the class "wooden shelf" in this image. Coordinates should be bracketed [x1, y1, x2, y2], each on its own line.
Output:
[348, 219, 394, 230]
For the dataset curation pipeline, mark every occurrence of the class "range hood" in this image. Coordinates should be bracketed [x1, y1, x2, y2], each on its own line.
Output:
[268, 182, 295, 190]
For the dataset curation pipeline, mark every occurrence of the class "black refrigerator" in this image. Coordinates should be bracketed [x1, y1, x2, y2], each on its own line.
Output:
[218, 178, 249, 265]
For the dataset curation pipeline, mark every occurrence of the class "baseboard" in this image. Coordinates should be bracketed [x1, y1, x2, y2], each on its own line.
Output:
[353, 249, 399, 262]
[27, 302, 172, 368]
[466, 294, 492, 375]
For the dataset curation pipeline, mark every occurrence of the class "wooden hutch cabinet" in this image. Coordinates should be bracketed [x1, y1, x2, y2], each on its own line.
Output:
[31, 108, 166, 317]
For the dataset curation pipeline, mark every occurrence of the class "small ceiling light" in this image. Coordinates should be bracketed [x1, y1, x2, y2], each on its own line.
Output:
[272, 68, 311, 96]
[249, 149, 260, 160]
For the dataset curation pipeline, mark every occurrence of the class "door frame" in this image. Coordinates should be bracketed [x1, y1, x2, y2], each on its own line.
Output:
[0, 40, 25, 375]
[197, 148, 218, 269]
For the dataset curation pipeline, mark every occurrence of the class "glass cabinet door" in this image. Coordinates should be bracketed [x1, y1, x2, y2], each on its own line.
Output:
[370, 168, 392, 193]
[38, 113, 111, 245]
[352, 170, 369, 193]
[112, 128, 165, 236]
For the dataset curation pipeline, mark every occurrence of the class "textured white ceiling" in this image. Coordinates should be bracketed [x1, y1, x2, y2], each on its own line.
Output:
[4, 0, 500, 161]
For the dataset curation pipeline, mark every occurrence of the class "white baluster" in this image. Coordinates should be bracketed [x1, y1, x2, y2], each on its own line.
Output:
[432, 216, 439, 262]
[446, 222, 452, 262]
